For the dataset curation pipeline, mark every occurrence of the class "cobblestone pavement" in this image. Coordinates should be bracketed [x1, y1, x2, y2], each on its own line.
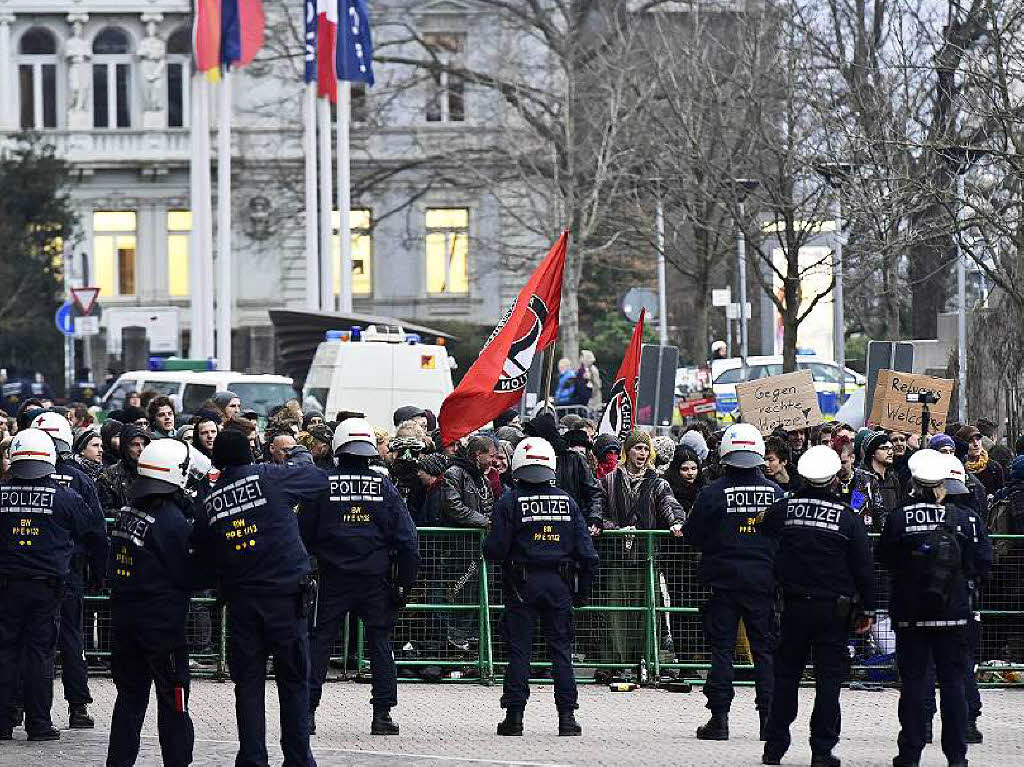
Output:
[1, 681, 1022, 766]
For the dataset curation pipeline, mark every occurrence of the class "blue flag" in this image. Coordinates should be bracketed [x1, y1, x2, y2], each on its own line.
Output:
[336, 0, 374, 86]
[304, 0, 317, 83]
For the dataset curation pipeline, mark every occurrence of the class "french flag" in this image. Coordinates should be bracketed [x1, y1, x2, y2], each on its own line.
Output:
[220, 0, 265, 69]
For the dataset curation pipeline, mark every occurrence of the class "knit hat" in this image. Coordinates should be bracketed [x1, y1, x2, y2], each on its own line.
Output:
[213, 390, 239, 409]
[495, 425, 525, 446]
[560, 414, 588, 431]
[393, 405, 426, 427]
[417, 453, 448, 477]
[564, 429, 591, 450]
[592, 433, 621, 459]
[72, 426, 99, 456]
[652, 435, 676, 468]
[623, 429, 652, 453]
[929, 434, 955, 451]
[679, 430, 709, 462]
[493, 408, 520, 430]
[1009, 454, 1024, 483]
[862, 431, 891, 464]
[175, 424, 194, 441]
[853, 427, 874, 462]
[956, 425, 981, 443]
[212, 430, 253, 469]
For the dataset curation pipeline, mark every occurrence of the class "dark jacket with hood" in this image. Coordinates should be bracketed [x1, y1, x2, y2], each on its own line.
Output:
[599, 464, 686, 530]
[524, 413, 602, 525]
[441, 455, 494, 527]
[100, 419, 124, 467]
[665, 445, 706, 513]
[97, 423, 151, 514]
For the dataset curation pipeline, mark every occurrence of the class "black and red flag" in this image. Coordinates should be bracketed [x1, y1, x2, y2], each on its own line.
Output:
[598, 308, 645, 439]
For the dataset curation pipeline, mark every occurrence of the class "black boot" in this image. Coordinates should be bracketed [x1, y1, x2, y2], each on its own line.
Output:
[558, 710, 581, 736]
[811, 753, 840, 767]
[497, 708, 524, 736]
[696, 712, 729, 740]
[69, 703, 94, 729]
[27, 727, 60, 741]
[965, 717, 982, 744]
[947, 761, 968, 767]
[762, 745, 785, 765]
[371, 707, 399, 735]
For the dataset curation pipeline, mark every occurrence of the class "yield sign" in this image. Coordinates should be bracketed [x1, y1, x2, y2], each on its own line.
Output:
[71, 286, 100, 315]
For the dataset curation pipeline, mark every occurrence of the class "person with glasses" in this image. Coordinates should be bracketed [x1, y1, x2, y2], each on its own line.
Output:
[862, 431, 905, 524]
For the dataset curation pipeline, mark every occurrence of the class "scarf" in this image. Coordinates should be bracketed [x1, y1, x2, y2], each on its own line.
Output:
[966, 448, 989, 474]
[597, 452, 619, 479]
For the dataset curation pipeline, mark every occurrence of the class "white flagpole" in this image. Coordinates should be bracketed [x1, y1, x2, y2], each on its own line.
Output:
[317, 97, 334, 311]
[198, 76, 216, 358]
[216, 70, 233, 370]
[188, 70, 206, 358]
[303, 82, 319, 310]
[336, 80, 352, 313]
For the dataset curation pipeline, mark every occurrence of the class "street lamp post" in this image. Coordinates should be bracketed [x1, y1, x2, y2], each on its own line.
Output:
[655, 191, 668, 346]
[815, 162, 853, 401]
[734, 179, 760, 377]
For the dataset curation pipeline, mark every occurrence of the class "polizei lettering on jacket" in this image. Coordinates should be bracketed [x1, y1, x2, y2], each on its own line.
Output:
[0, 486, 56, 514]
[205, 475, 267, 523]
[903, 502, 945, 533]
[784, 498, 843, 534]
[329, 474, 384, 502]
[519, 494, 572, 523]
[111, 506, 156, 548]
[724, 486, 775, 515]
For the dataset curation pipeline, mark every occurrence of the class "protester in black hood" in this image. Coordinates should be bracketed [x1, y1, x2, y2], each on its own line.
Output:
[523, 412, 602, 527]
[97, 423, 152, 513]
[665, 444, 706, 513]
[100, 418, 124, 467]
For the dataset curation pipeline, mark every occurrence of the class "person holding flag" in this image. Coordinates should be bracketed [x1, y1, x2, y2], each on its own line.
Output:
[598, 309, 645, 441]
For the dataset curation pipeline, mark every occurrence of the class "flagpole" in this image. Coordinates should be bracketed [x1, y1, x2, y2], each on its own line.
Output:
[317, 97, 334, 311]
[188, 70, 206, 358]
[336, 80, 352, 313]
[198, 76, 216, 358]
[542, 346, 556, 412]
[216, 70, 233, 370]
[303, 82, 319, 310]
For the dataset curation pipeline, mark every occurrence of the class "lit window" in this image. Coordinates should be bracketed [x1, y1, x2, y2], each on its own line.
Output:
[332, 209, 373, 296]
[93, 211, 136, 296]
[423, 33, 465, 123]
[166, 27, 191, 128]
[18, 27, 58, 129]
[167, 210, 192, 296]
[92, 27, 132, 129]
[425, 208, 469, 294]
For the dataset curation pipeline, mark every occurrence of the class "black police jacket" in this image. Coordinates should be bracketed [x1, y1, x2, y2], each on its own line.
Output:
[109, 494, 194, 630]
[0, 475, 108, 580]
[300, 461, 420, 587]
[683, 468, 782, 594]
[193, 458, 328, 597]
[482, 483, 599, 596]
[879, 495, 989, 628]
[759, 487, 875, 609]
[53, 456, 107, 587]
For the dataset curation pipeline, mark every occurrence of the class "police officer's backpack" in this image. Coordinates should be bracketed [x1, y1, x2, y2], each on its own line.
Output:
[909, 522, 962, 618]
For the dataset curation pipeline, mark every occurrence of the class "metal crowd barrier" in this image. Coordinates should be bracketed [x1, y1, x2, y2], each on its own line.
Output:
[78, 529, 1024, 687]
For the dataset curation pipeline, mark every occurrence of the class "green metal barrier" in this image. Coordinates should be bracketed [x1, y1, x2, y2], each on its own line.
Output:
[79, 529, 1024, 687]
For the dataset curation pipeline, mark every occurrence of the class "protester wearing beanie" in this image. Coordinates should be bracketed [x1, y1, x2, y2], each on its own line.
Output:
[958, 424, 1005, 495]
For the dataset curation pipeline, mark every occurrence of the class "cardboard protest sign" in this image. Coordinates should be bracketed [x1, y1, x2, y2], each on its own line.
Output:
[736, 370, 824, 435]
[868, 370, 953, 433]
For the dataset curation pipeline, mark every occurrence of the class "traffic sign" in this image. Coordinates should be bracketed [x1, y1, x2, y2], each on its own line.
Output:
[55, 302, 74, 336]
[74, 316, 100, 336]
[71, 286, 100, 315]
[712, 288, 731, 307]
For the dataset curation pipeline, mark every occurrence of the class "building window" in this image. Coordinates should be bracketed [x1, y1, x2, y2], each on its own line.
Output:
[167, 210, 191, 296]
[425, 208, 469, 294]
[166, 27, 191, 128]
[332, 209, 373, 296]
[18, 27, 58, 129]
[423, 33, 465, 123]
[93, 211, 136, 296]
[92, 27, 132, 129]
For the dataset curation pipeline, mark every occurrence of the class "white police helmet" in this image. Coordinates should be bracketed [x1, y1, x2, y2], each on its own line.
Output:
[31, 411, 73, 454]
[908, 448, 947, 487]
[719, 423, 766, 468]
[332, 417, 378, 457]
[797, 445, 842, 486]
[8, 428, 57, 479]
[511, 437, 557, 483]
[132, 439, 191, 496]
[942, 454, 970, 496]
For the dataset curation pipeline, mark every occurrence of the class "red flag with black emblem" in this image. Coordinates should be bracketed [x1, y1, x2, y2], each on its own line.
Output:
[598, 308, 645, 439]
[439, 230, 568, 445]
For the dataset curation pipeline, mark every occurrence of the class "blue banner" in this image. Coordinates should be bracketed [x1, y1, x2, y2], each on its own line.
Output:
[336, 0, 374, 86]
[304, 0, 317, 83]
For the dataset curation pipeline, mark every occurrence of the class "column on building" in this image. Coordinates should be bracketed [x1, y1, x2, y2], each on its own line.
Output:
[0, 13, 14, 130]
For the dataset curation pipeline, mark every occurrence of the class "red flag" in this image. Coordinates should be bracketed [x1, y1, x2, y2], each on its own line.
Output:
[439, 230, 569, 445]
[598, 308, 645, 439]
[193, 0, 221, 75]
[317, 0, 338, 101]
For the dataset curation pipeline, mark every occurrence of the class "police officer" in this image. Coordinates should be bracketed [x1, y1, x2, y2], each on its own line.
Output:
[31, 410, 106, 729]
[193, 430, 328, 767]
[880, 449, 983, 767]
[106, 440, 196, 767]
[483, 437, 599, 737]
[759, 446, 876, 767]
[920, 454, 992, 748]
[301, 418, 420, 736]
[684, 423, 781, 740]
[0, 428, 107, 741]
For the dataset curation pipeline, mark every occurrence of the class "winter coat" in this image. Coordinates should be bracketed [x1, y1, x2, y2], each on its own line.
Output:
[96, 423, 151, 515]
[599, 466, 686, 530]
[441, 456, 494, 528]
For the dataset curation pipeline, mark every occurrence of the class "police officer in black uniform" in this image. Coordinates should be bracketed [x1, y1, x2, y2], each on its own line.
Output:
[880, 449, 984, 767]
[0, 428, 107, 741]
[106, 439, 196, 767]
[32, 410, 106, 729]
[193, 430, 328, 767]
[483, 436, 599, 737]
[684, 423, 782, 740]
[301, 418, 420, 736]
[759, 446, 876, 767]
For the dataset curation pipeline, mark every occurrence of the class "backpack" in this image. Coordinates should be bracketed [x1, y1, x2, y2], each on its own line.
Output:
[987, 495, 1013, 563]
[909, 521, 962, 619]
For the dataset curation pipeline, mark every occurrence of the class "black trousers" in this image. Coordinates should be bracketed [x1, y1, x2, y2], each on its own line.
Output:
[764, 597, 849, 756]
[228, 594, 315, 767]
[309, 572, 398, 713]
[701, 589, 776, 715]
[106, 604, 193, 767]
[500, 569, 577, 712]
[58, 584, 91, 705]
[0, 580, 61, 735]
[895, 626, 970, 765]
[923, 611, 982, 721]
